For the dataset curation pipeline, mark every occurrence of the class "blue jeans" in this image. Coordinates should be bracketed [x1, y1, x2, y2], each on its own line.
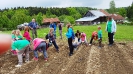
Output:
[34, 42, 48, 58]
[52, 40, 59, 50]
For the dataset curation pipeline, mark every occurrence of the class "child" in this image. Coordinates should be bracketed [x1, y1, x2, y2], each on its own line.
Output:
[75, 30, 81, 42]
[15, 29, 23, 40]
[11, 40, 30, 67]
[11, 30, 16, 41]
[89, 31, 98, 45]
[73, 33, 81, 50]
[81, 32, 88, 46]
[48, 28, 59, 53]
[23, 26, 31, 42]
[58, 22, 63, 39]
[32, 38, 50, 61]
[98, 26, 102, 48]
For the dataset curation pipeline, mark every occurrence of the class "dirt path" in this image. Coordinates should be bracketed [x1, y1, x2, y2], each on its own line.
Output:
[0, 40, 133, 74]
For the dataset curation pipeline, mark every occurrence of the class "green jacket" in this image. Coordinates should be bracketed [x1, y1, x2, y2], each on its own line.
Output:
[98, 30, 102, 38]
[12, 40, 30, 50]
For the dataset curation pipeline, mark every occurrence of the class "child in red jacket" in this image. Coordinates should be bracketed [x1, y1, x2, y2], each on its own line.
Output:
[89, 31, 98, 45]
[23, 26, 31, 42]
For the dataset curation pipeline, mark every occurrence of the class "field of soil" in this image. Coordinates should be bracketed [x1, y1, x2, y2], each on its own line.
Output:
[0, 39, 133, 74]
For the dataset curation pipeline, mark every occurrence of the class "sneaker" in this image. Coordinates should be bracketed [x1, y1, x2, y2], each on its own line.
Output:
[25, 60, 29, 63]
[89, 44, 91, 46]
[33, 57, 38, 61]
[15, 64, 22, 67]
[108, 44, 112, 46]
[69, 53, 73, 56]
[44, 58, 48, 61]
[98, 46, 102, 49]
[56, 50, 59, 53]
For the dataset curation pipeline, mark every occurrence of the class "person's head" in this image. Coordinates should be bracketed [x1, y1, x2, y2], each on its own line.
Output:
[98, 26, 101, 30]
[11, 30, 16, 35]
[93, 31, 97, 37]
[32, 18, 35, 22]
[77, 30, 80, 33]
[49, 28, 54, 35]
[15, 29, 21, 36]
[108, 16, 112, 21]
[24, 26, 30, 32]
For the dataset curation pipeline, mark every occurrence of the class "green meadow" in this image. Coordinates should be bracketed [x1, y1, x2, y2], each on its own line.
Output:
[1, 23, 133, 42]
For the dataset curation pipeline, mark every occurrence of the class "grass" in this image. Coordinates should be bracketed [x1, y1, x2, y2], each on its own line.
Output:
[1, 23, 133, 42]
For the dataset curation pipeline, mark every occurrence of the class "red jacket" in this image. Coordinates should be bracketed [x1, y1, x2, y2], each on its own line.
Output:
[92, 31, 98, 39]
[23, 31, 31, 41]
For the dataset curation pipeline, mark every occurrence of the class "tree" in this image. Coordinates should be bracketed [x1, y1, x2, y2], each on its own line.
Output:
[118, 8, 126, 17]
[109, 0, 116, 13]
[127, 3, 133, 21]
[64, 16, 75, 26]
[36, 12, 43, 25]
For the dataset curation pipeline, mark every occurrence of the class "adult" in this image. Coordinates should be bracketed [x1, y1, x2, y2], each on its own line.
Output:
[28, 18, 38, 39]
[106, 16, 117, 46]
[58, 22, 62, 39]
[66, 24, 74, 56]
[49, 22, 56, 39]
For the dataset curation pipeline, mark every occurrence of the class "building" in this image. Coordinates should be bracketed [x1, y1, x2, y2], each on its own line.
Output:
[76, 9, 110, 25]
[42, 18, 60, 27]
[110, 14, 124, 23]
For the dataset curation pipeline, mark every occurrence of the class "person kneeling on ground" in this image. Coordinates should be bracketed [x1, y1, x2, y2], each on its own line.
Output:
[81, 32, 88, 46]
[32, 38, 52, 61]
[89, 31, 98, 45]
[73, 33, 81, 50]
[11, 40, 30, 67]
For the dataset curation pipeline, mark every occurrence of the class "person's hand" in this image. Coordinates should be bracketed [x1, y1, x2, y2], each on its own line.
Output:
[15, 49, 19, 52]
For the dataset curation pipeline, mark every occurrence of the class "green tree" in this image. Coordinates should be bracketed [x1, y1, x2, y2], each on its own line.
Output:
[64, 16, 75, 25]
[127, 3, 133, 21]
[118, 8, 126, 17]
[109, 0, 116, 13]
[36, 12, 43, 25]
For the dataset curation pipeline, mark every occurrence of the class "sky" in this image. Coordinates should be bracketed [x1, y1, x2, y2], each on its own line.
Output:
[0, 0, 132, 9]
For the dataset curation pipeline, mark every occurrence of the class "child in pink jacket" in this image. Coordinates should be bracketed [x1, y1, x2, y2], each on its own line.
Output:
[32, 38, 50, 61]
[81, 32, 88, 46]
[23, 26, 31, 42]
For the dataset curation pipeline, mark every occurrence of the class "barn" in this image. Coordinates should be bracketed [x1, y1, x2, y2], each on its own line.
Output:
[76, 9, 110, 25]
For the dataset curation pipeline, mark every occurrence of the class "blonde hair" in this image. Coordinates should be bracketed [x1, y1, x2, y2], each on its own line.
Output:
[98, 26, 101, 29]
[11, 30, 16, 34]
[16, 29, 22, 36]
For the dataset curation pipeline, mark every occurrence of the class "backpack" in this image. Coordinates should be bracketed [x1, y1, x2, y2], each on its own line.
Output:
[45, 34, 49, 39]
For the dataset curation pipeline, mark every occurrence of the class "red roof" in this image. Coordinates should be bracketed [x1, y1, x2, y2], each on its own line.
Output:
[110, 14, 124, 20]
[43, 18, 60, 23]
[99, 9, 110, 16]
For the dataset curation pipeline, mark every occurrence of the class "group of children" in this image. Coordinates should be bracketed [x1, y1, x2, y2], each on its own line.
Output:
[10, 24, 102, 67]
[72, 26, 102, 50]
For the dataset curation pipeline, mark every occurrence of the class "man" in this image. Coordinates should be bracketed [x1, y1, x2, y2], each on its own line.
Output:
[106, 16, 117, 46]
[49, 22, 56, 39]
[58, 22, 62, 39]
[28, 18, 38, 39]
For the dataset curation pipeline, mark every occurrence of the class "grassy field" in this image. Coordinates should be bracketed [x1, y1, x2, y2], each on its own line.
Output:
[1, 23, 133, 42]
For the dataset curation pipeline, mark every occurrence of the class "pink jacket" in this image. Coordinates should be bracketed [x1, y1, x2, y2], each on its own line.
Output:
[81, 33, 86, 41]
[33, 38, 45, 50]
[23, 31, 31, 40]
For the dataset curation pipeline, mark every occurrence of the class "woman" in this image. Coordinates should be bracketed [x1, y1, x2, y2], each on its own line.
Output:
[66, 24, 74, 56]
[106, 16, 117, 46]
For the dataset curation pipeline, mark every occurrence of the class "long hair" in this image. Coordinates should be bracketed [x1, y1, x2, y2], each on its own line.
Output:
[16, 29, 22, 36]
[24, 26, 30, 32]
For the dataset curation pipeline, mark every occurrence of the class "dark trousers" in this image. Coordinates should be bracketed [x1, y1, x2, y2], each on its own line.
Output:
[32, 29, 37, 39]
[98, 38, 102, 47]
[89, 36, 94, 44]
[52, 40, 59, 50]
[68, 37, 74, 54]
[108, 33, 114, 44]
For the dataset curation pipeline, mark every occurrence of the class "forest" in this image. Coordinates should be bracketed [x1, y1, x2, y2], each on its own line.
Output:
[0, 2, 133, 30]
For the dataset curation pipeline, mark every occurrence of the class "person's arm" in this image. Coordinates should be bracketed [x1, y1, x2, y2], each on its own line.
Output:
[105, 21, 108, 32]
[113, 21, 117, 33]
[28, 22, 33, 29]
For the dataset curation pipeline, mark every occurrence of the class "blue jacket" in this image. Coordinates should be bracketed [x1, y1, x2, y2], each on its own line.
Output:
[66, 28, 75, 39]
[50, 23, 56, 31]
[28, 22, 38, 29]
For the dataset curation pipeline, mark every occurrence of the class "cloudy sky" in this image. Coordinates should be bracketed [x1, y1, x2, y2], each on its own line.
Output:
[0, 0, 132, 9]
